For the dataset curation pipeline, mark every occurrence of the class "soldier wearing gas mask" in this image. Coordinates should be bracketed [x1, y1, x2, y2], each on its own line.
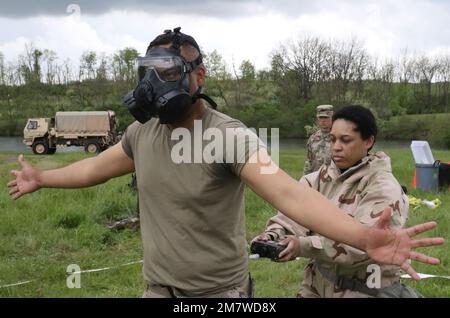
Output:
[122, 27, 260, 297]
[123, 27, 217, 126]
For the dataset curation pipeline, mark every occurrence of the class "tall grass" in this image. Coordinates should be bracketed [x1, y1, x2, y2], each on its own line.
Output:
[0, 149, 448, 297]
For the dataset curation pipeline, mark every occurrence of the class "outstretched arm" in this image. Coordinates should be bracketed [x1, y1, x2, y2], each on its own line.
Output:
[240, 148, 444, 280]
[8, 142, 135, 200]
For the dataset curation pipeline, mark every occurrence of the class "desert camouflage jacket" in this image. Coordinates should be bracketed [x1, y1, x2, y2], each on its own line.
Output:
[266, 152, 409, 289]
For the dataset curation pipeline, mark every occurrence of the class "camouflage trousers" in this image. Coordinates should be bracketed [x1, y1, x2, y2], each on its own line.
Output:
[142, 274, 254, 298]
[297, 263, 420, 298]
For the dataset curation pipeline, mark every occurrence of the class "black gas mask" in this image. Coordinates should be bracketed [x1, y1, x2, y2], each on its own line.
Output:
[123, 27, 216, 125]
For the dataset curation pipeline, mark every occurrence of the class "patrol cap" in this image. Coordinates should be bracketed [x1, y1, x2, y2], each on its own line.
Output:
[316, 105, 334, 118]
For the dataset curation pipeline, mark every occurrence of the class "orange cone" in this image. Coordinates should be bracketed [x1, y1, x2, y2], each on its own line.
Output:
[413, 169, 417, 189]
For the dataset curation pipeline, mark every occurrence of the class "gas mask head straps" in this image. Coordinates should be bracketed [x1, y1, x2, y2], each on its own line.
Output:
[147, 27, 216, 109]
[147, 27, 203, 74]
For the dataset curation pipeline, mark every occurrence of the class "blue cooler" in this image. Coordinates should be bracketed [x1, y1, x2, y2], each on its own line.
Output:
[415, 162, 439, 192]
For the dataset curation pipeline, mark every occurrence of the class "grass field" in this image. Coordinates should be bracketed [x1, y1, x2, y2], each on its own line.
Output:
[0, 148, 449, 297]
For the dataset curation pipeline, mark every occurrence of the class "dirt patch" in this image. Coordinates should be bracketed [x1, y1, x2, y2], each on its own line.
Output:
[107, 216, 140, 231]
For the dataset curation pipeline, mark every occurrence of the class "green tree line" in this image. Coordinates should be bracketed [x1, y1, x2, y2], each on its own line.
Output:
[0, 37, 449, 146]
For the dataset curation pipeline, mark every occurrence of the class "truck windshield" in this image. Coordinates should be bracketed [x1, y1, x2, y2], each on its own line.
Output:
[27, 121, 38, 129]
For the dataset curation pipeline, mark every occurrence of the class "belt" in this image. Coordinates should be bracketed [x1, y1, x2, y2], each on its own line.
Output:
[314, 262, 379, 297]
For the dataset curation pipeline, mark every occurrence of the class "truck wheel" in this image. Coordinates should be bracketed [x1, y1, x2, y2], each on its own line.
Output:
[32, 141, 49, 155]
[85, 140, 101, 154]
[48, 148, 57, 155]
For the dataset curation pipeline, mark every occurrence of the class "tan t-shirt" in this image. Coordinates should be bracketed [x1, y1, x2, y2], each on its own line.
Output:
[121, 107, 264, 295]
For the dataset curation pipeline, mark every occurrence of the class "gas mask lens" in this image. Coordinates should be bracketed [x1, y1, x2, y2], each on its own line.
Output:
[137, 56, 184, 82]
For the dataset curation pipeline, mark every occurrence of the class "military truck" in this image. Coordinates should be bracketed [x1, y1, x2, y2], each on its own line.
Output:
[23, 111, 119, 155]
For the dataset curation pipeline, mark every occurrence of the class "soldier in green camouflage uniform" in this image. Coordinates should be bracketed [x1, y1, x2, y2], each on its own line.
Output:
[255, 106, 420, 298]
[303, 105, 334, 175]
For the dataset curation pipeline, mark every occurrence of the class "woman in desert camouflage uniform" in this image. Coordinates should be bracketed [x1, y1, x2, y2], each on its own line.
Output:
[255, 105, 421, 298]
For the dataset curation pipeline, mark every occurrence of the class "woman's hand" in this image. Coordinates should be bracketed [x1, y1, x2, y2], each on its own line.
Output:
[277, 235, 300, 262]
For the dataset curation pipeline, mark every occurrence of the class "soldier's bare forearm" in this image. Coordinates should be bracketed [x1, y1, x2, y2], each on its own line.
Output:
[39, 157, 108, 189]
[38, 143, 135, 189]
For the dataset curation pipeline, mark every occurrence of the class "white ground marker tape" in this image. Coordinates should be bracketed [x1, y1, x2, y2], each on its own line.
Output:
[0, 260, 143, 289]
[0, 280, 36, 288]
[401, 273, 450, 280]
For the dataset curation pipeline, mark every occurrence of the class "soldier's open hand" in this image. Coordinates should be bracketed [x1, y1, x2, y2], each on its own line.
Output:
[366, 208, 444, 281]
[7, 154, 41, 200]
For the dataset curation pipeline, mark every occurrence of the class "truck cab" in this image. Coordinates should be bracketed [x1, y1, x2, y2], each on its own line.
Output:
[23, 118, 56, 155]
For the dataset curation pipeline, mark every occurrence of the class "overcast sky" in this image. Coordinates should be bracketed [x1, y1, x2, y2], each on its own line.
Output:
[0, 0, 449, 70]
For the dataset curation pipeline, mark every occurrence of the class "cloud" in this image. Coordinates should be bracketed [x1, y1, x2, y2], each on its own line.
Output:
[0, 0, 331, 18]
[0, 36, 32, 62]
[0, 0, 449, 71]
